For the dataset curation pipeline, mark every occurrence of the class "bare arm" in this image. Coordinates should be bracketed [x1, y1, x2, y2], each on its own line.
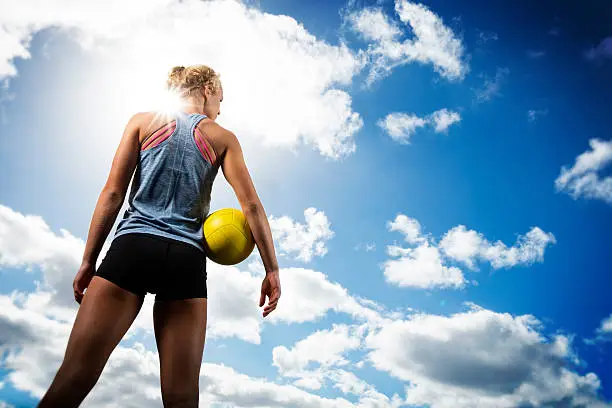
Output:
[81, 114, 141, 265]
[220, 132, 279, 275]
[220, 131, 280, 317]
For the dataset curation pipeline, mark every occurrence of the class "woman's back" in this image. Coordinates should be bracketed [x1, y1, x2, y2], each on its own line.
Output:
[114, 111, 220, 252]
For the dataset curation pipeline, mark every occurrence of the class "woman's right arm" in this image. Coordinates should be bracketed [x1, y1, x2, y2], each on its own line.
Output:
[220, 131, 281, 317]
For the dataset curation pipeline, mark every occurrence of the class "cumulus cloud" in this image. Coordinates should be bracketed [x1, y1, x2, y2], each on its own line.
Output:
[429, 108, 461, 133]
[377, 113, 428, 143]
[0, 295, 373, 407]
[0, 204, 398, 406]
[384, 242, 466, 289]
[273, 324, 365, 388]
[599, 314, 612, 333]
[588, 313, 612, 344]
[271, 324, 405, 407]
[208, 263, 389, 343]
[0, 205, 609, 407]
[269, 207, 334, 263]
[0, 204, 387, 345]
[348, 7, 401, 43]
[348, 0, 468, 84]
[555, 138, 612, 205]
[383, 214, 555, 289]
[388, 214, 426, 245]
[0, 0, 364, 159]
[378, 108, 461, 144]
[439, 225, 556, 270]
[365, 304, 609, 408]
[0, 204, 111, 319]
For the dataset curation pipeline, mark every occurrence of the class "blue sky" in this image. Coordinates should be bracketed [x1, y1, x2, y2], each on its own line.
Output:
[1, 0, 611, 407]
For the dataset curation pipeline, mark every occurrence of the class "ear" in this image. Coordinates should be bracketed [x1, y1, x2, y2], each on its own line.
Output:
[203, 85, 213, 100]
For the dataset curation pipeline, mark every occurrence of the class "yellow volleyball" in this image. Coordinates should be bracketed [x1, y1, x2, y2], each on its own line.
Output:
[203, 208, 255, 265]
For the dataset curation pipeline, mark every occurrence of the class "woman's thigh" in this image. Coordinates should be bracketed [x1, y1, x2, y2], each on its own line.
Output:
[63, 276, 145, 374]
[151, 237, 208, 401]
[153, 298, 207, 399]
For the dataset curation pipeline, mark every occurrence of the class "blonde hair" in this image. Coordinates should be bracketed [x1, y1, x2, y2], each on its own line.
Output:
[167, 64, 221, 98]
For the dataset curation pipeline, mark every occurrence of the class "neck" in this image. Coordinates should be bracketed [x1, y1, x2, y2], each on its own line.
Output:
[181, 103, 205, 115]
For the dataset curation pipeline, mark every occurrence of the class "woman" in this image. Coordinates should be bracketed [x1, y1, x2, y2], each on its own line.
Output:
[38, 65, 281, 408]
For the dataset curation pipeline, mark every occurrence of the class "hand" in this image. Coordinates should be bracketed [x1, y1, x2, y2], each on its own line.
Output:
[73, 261, 95, 304]
[259, 270, 280, 318]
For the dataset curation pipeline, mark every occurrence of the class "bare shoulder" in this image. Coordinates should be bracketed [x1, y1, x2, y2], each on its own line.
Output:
[131, 111, 176, 141]
[198, 120, 239, 158]
[199, 120, 235, 139]
[131, 111, 157, 126]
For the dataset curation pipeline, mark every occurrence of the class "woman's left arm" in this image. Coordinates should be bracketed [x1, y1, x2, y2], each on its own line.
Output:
[81, 114, 142, 266]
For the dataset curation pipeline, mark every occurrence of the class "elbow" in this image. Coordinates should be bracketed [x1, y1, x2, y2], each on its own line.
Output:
[243, 201, 262, 215]
[102, 188, 125, 206]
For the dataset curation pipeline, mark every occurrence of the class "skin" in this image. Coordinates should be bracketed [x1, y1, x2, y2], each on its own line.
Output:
[37, 80, 281, 408]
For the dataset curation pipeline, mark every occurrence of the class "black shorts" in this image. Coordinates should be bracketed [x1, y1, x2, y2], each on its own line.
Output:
[95, 233, 207, 300]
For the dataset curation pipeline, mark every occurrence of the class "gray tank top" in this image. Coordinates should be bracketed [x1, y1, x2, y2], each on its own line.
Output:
[113, 112, 219, 253]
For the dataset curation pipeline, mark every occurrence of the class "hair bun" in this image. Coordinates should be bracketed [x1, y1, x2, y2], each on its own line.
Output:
[166, 64, 221, 96]
[171, 66, 186, 75]
[167, 66, 186, 89]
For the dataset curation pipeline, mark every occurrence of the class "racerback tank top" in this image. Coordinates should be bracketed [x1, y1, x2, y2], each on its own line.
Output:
[113, 112, 219, 253]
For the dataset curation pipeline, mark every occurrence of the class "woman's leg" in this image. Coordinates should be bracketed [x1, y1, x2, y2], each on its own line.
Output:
[153, 298, 207, 408]
[38, 276, 145, 408]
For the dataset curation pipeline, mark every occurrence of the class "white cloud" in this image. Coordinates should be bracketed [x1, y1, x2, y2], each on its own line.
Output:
[377, 113, 428, 143]
[365, 305, 609, 408]
[378, 108, 461, 143]
[269, 207, 334, 263]
[273, 324, 364, 384]
[348, 0, 468, 84]
[0, 205, 608, 407]
[439, 225, 557, 270]
[0, 204, 388, 345]
[0, 204, 111, 318]
[0, 205, 398, 407]
[555, 138, 612, 205]
[429, 108, 461, 133]
[268, 267, 387, 326]
[272, 324, 405, 407]
[0, 0, 365, 159]
[327, 369, 404, 407]
[206, 260, 387, 344]
[598, 314, 612, 334]
[0, 204, 411, 408]
[0, 294, 376, 408]
[348, 8, 401, 43]
[473, 67, 509, 104]
[384, 242, 466, 289]
[437, 225, 482, 269]
[388, 214, 425, 245]
[383, 214, 555, 289]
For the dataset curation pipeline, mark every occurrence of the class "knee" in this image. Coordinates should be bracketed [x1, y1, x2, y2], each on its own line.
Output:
[162, 390, 199, 408]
